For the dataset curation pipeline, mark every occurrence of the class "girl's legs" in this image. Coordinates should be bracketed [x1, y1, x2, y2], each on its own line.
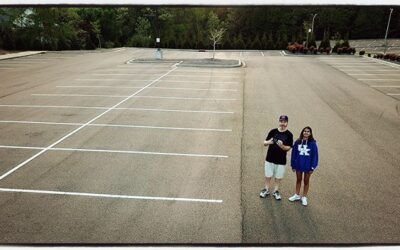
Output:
[295, 171, 303, 194]
[303, 172, 312, 196]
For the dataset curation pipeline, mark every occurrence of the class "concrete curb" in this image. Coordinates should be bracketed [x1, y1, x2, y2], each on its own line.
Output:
[0, 51, 46, 60]
[179, 59, 242, 68]
[362, 55, 400, 69]
[127, 59, 179, 64]
[126, 58, 242, 68]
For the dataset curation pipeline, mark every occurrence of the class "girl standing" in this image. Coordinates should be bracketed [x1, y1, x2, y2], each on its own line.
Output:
[289, 126, 319, 206]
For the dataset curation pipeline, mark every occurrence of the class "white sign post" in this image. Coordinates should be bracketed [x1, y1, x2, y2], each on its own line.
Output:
[155, 37, 163, 59]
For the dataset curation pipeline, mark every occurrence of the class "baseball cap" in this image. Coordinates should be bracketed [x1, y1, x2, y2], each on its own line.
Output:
[279, 115, 288, 122]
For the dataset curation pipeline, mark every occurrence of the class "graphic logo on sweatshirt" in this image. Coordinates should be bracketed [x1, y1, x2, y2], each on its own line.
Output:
[298, 144, 310, 156]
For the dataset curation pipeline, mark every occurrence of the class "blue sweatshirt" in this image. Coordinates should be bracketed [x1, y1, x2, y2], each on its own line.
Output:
[291, 139, 319, 172]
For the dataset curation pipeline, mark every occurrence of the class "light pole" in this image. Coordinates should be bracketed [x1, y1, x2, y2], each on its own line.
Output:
[306, 28, 311, 48]
[311, 13, 318, 34]
[384, 8, 394, 54]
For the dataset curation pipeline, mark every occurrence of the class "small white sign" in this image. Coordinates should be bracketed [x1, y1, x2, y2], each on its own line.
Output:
[156, 38, 160, 43]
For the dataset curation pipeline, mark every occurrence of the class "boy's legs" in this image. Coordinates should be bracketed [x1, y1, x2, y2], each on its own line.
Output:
[265, 177, 272, 191]
[274, 164, 285, 192]
[264, 161, 275, 191]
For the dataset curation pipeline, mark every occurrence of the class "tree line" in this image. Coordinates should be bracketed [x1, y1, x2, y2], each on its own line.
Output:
[0, 6, 399, 51]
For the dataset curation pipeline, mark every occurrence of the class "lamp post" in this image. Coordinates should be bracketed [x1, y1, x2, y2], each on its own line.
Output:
[306, 28, 311, 48]
[145, 8, 163, 59]
[384, 8, 394, 54]
[311, 13, 318, 34]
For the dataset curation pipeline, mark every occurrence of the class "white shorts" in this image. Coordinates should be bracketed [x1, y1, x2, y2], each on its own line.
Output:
[264, 161, 286, 179]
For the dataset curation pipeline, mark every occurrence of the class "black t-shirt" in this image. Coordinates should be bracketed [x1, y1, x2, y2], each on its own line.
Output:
[265, 128, 294, 165]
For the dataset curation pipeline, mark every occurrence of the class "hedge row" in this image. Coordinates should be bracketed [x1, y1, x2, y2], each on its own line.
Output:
[287, 42, 356, 55]
[374, 53, 400, 62]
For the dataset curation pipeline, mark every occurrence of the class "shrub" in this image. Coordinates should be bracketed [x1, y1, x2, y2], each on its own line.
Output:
[359, 50, 365, 56]
[309, 46, 317, 54]
[373, 53, 400, 62]
[104, 41, 115, 48]
[287, 42, 304, 53]
[318, 31, 331, 52]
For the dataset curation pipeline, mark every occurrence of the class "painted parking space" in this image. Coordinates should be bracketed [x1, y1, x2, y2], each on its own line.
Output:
[0, 48, 247, 243]
[319, 56, 400, 101]
[0, 49, 242, 205]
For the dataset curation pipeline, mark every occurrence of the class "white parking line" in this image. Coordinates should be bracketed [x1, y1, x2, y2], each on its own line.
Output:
[0, 104, 106, 110]
[104, 69, 242, 75]
[319, 58, 367, 61]
[370, 86, 400, 88]
[75, 79, 240, 84]
[0, 145, 229, 158]
[341, 70, 399, 72]
[0, 120, 232, 131]
[357, 79, 400, 81]
[17, 58, 57, 60]
[0, 188, 223, 203]
[76, 78, 151, 82]
[334, 66, 388, 68]
[117, 65, 172, 68]
[364, 57, 400, 69]
[329, 63, 377, 65]
[92, 73, 240, 79]
[174, 71, 241, 75]
[57, 86, 237, 92]
[159, 80, 240, 84]
[92, 73, 162, 76]
[0, 63, 181, 181]
[36, 57, 74, 59]
[260, 51, 264, 56]
[32, 93, 127, 98]
[0, 104, 234, 114]
[31, 94, 237, 101]
[349, 74, 400, 75]
[0, 61, 47, 64]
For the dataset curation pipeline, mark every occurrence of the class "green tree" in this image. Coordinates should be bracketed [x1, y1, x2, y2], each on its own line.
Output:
[128, 16, 152, 47]
[251, 33, 262, 49]
[234, 33, 246, 49]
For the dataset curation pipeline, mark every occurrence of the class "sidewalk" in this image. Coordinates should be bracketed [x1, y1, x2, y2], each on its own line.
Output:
[0, 51, 46, 60]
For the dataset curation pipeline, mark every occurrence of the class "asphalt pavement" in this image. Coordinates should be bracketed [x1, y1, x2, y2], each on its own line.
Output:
[0, 48, 399, 244]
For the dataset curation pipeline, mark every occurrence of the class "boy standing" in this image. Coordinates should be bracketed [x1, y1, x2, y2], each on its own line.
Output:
[260, 115, 293, 200]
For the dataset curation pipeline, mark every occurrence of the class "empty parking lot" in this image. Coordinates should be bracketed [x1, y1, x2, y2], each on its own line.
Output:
[0, 48, 399, 244]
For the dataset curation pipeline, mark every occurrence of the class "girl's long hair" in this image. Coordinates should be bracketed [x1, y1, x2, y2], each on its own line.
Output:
[296, 126, 315, 144]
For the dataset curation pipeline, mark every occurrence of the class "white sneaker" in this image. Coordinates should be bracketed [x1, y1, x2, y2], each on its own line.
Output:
[272, 190, 281, 200]
[288, 194, 301, 202]
[259, 188, 270, 198]
[301, 196, 308, 206]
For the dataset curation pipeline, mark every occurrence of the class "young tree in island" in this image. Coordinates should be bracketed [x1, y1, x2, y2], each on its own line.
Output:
[207, 11, 225, 59]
